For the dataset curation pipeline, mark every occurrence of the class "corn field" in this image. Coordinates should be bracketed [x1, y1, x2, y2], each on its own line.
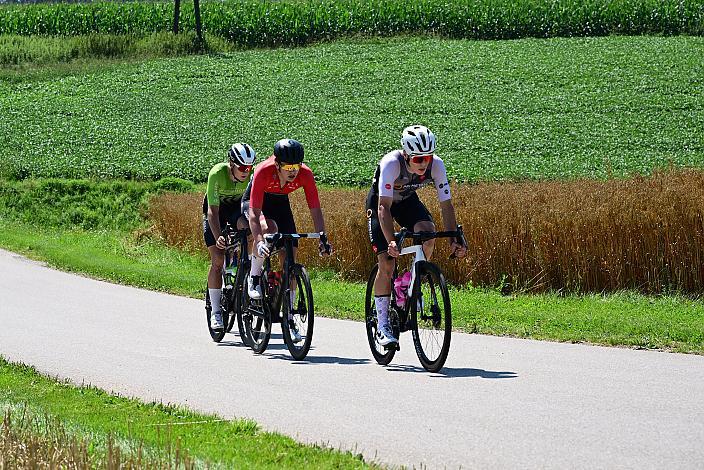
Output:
[1, 0, 702, 46]
[148, 169, 704, 295]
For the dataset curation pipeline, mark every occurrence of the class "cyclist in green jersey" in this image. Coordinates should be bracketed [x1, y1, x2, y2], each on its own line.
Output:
[203, 143, 257, 330]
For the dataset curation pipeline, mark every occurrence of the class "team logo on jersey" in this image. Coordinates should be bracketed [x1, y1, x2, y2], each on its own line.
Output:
[385, 183, 392, 190]
[366, 209, 373, 218]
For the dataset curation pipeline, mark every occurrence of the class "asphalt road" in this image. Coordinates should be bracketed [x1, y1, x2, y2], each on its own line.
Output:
[1, 248, 703, 469]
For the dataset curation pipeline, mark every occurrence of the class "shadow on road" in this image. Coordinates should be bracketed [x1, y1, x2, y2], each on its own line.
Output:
[385, 363, 518, 378]
[263, 351, 371, 365]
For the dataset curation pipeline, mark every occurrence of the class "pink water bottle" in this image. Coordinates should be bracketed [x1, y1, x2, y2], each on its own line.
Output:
[393, 271, 412, 307]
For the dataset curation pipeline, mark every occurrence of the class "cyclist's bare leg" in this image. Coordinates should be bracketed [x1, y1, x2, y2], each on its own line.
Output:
[374, 252, 395, 296]
[236, 214, 248, 231]
[373, 252, 396, 339]
[207, 246, 225, 289]
[249, 217, 278, 277]
[207, 245, 225, 319]
[414, 220, 436, 260]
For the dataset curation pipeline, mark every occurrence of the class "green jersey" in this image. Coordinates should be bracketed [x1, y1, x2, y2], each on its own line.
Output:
[202, 162, 249, 215]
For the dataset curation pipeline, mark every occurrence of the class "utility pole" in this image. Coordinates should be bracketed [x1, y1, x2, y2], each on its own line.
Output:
[173, 0, 181, 34]
[194, 0, 203, 45]
[173, 0, 204, 48]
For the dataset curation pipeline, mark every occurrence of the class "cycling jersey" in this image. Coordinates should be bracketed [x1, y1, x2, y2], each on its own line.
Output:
[201, 162, 249, 214]
[247, 155, 321, 210]
[369, 150, 451, 203]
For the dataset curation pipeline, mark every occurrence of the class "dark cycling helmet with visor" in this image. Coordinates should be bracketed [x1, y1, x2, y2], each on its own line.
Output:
[274, 139, 304, 164]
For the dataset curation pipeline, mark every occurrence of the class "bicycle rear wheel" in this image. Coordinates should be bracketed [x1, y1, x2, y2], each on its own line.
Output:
[365, 264, 396, 365]
[204, 287, 227, 343]
[282, 264, 314, 360]
[410, 261, 452, 372]
[244, 274, 272, 354]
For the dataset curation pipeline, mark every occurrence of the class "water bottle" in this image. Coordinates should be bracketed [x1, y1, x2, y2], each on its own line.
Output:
[393, 271, 411, 308]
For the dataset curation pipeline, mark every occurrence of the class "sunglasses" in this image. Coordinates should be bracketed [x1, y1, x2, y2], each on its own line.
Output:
[409, 154, 433, 164]
[279, 163, 301, 172]
[233, 164, 252, 173]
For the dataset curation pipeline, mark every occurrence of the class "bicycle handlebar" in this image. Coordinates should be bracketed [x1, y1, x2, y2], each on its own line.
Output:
[394, 225, 466, 259]
[220, 223, 249, 250]
[264, 232, 331, 254]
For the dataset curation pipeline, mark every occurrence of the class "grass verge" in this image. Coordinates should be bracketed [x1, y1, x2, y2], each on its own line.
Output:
[1, 220, 702, 354]
[0, 357, 372, 468]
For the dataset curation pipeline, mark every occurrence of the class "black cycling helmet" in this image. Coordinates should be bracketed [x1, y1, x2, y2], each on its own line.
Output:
[273, 139, 304, 164]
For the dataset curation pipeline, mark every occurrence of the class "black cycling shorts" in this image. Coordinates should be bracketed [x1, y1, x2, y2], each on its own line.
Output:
[203, 196, 243, 248]
[365, 191, 433, 254]
[242, 193, 298, 247]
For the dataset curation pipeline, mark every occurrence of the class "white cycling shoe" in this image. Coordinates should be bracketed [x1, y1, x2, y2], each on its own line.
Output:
[210, 311, 224, 330]
[376, 324, 398, 346]
[247, 274, 262, 300]
[289, 321, 303, 344]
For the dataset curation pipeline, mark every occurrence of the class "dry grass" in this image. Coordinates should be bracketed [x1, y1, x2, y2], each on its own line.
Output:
[0, 407, 194, 469]
[147, 169, 704, 294]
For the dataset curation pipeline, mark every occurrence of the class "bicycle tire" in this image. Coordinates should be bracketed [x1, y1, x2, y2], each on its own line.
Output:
[223, 272, 237, 333]
[244, 274, 271, 354]
[410, 261, 452, 372]
[365, 264, 396, 365]
[281, 264, 314, 360]
[231, 259, 250, 343]
[204, 287, 226, 343]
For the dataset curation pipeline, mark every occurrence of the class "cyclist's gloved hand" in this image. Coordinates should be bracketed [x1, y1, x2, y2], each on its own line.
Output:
[450, 241, 467, 259]
[318, 240, 332, 256]
[256, 240, 270, 257]
[216, 235, 227, 250]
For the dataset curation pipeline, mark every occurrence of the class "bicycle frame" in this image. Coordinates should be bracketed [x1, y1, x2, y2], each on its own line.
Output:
[392, 227, 465, 318]
[263, 232, 328, 314]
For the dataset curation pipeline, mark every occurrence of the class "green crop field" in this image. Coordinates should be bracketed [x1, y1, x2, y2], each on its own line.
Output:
[1, 0, 702, 45]
[1, 35, 703, 185]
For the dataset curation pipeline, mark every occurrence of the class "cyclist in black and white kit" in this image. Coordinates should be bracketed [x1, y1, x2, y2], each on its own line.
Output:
[366, 125, 466, 346]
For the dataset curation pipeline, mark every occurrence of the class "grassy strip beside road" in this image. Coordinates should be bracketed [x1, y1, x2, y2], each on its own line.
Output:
[0, 358, 372, 468]
[2, 36, 703, 184]
[1, 220, 702, 354]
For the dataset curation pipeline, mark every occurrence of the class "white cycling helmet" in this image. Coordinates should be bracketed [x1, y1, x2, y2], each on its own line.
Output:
[401, 125, 436, 156]
[228, 143, 256, 166]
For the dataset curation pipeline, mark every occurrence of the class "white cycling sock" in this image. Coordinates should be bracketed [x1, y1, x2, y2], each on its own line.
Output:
[250, 254, 264, 277]
[209, 288, 222, 313]
[375, 296, 390, 328]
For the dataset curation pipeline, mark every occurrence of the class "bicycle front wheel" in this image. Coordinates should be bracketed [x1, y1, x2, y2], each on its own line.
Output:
[282, 264, 314, 360]
[244, 274, 272, 354]
[232, 259, 251, 344]
[205, 287, 226, 343]
[410, 261, 452, 372]
[365, 264, 396, 365]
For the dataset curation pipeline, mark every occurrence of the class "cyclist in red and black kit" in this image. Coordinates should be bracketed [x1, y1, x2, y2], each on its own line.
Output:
[241, 139, 332, 341]
[366, 125, 467, 346]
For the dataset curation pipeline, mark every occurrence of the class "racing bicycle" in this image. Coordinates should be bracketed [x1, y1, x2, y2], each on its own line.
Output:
[364, 226, 465, 372]
[241, 232, 330, 360]
[204, 224, 250, 343]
